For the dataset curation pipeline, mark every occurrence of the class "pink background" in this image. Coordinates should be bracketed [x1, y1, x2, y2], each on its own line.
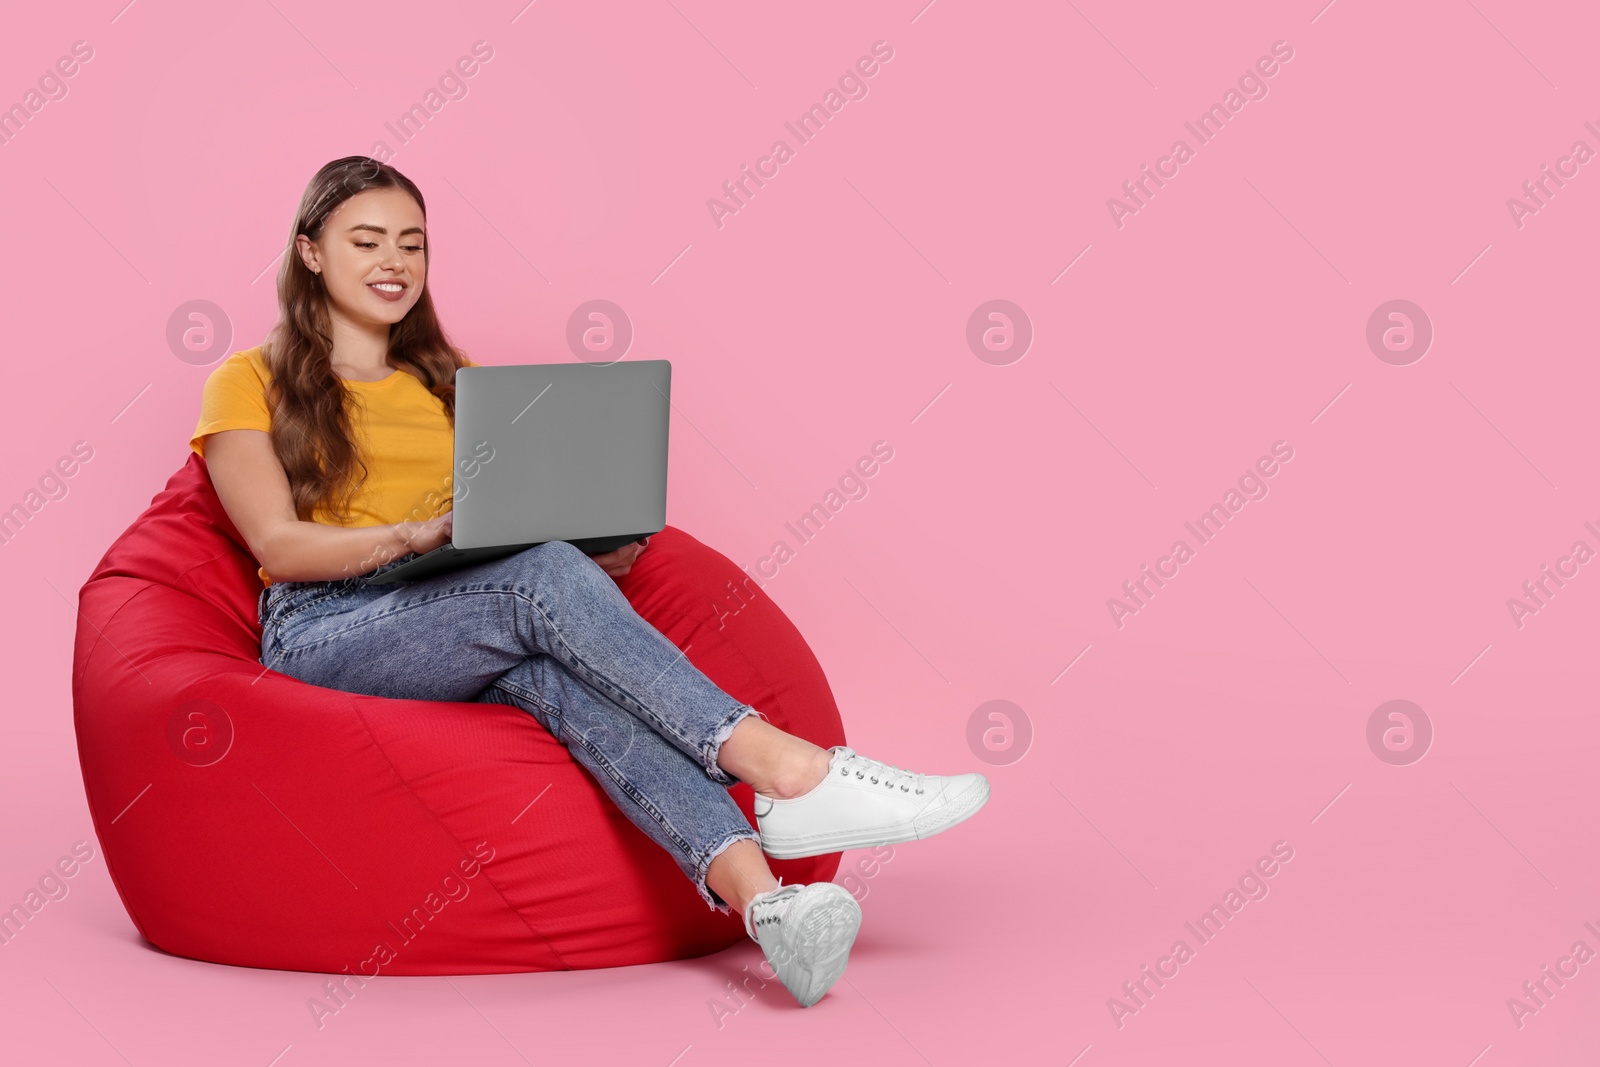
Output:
[4, 0, 1598, 1063]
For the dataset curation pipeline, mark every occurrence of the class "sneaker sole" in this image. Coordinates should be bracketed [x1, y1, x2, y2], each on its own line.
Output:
[773, 886, 863, 1007]
[759, 776, 991, 860]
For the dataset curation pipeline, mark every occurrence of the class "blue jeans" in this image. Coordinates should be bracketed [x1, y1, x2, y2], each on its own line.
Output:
[256, 539, 760, 911]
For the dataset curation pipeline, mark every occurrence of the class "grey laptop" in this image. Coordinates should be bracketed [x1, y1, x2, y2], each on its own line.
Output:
[365, 359, 671, 585]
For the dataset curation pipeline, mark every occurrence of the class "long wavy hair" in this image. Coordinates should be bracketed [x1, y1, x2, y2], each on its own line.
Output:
[262, 156, 471, 524]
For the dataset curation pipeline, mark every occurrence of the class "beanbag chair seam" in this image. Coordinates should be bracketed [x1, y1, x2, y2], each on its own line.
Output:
[336, 687, 575, 970]
[72, 582, 161, 945]
[71, 579, 155, 692]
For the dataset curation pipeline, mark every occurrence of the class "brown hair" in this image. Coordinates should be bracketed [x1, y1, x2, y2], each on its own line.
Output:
[261, 156, 470, 524]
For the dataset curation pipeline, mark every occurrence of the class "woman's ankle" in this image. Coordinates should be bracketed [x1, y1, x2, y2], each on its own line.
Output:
[719, 717, 832, 798]
[706, 838, 778, 914]
[759, 744, 832, 800]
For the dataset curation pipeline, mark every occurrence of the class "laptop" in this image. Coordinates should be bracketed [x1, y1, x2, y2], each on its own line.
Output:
[365, 359, 671, 585]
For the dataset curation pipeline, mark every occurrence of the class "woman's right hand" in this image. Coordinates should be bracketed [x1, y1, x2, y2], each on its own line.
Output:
[399, 510, 453, 557]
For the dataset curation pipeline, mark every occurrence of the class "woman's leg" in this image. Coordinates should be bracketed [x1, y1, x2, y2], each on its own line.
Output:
[262, 541, 983, 893]
[483, 655, 857, 1007]
[262, 540, 761, 787]
[477, 654, 769, 911]
[704, 840, 778, 914]
[260, 542, 799, 908]
[257, 544, 928, 1007]
[716, 715, 833, 800]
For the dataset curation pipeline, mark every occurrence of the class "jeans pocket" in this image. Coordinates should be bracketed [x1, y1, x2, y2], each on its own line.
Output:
[264, 587, 360, 657]
[265, 582, 346, 629]
[261, 551, 426, 661]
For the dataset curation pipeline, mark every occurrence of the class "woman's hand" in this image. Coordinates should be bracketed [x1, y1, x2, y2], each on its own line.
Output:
[396, 515, 647, 577]
[587, 536, 650, 578]
[398, 510, 453, 557]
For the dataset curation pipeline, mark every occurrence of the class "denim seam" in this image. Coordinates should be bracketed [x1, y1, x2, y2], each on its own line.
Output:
[269, 594, 338, 629]
[266, 585, 513, 655]
[704, 701, 758, 787]
[264, 584, 354, 630]
[493, 669, 741, 910]
[278, 579, 728, 785]
[696, 827, 760, 914]
[524, 594, 718, 777]
[267, 588, 717, 783]
[554, 714, 718, 897]
[489, 672, 562, 719]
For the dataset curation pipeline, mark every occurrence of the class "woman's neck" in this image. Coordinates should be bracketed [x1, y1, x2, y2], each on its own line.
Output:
[325, 314, 394, 380]
[332, 358, 395, 382]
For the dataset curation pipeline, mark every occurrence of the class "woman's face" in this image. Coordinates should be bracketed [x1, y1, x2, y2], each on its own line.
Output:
[297, 186, 427, 328]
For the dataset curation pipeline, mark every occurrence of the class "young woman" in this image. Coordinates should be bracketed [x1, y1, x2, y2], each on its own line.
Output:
[190, 156, 990, 1008]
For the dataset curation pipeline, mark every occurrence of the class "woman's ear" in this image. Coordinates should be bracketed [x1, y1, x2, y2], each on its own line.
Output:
[293, 233, 319, 273]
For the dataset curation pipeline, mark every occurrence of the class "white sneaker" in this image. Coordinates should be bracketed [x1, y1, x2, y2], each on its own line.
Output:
[754, 746, 991, 860]
[744, 882, 862, 1008]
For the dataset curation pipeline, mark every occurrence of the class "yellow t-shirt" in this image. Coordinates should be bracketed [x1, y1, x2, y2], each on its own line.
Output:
[189, 345, 480, 588]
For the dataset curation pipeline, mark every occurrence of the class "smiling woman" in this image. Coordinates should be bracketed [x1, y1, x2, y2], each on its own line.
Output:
[181, 155, 990, 1009]
[299, 187, 432, 380]
[188, 159, 475, 587]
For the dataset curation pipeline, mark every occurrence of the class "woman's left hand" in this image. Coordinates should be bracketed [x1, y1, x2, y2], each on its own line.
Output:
[586, 536, 650, 578]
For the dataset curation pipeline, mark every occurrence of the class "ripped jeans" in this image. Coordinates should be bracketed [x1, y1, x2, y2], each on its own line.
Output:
[256, 539, 759, 911]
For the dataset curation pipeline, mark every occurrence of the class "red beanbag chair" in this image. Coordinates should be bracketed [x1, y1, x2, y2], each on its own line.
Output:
[71, 453, 845, 974]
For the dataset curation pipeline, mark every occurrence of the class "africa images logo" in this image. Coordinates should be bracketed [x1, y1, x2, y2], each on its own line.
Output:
[1106, 40, 1296, 229]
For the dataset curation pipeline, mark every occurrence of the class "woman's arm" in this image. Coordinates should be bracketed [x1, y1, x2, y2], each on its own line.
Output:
[203, 428, 448, 583]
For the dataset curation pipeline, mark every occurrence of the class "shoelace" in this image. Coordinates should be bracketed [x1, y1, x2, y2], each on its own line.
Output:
[744, 879, 795, 940]
[834, 748, 926, 795]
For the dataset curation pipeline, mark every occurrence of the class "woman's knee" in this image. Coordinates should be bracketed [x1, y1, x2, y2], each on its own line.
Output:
[539, 539, 593, 565]
[523, 539, 599, 578]
[506, 539, 609, 592]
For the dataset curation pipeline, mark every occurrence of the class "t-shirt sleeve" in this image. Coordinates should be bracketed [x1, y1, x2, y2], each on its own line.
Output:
[190, 353, 272, 457]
